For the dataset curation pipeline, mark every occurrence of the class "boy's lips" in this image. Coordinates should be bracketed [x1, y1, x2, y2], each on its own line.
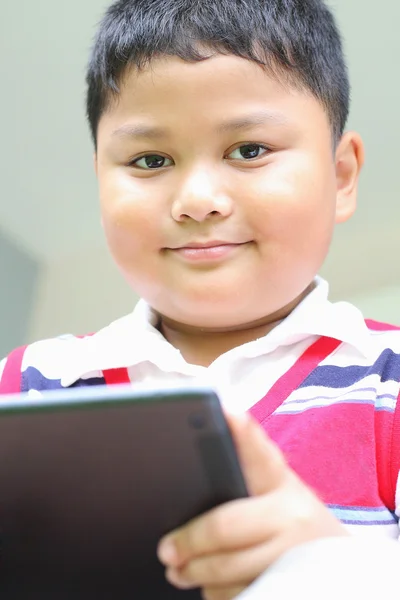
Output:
[168, 240, 251, 262]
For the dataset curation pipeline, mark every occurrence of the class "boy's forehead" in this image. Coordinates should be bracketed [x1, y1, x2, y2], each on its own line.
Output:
[99, 54, 328, 139]
[119, 54, 292, 105]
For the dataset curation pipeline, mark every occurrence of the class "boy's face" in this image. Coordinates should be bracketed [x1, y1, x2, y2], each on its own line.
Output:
[96, 54, 362, 329]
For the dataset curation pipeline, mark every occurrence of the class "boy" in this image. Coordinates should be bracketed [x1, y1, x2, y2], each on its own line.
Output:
[1, 0, 400, 597]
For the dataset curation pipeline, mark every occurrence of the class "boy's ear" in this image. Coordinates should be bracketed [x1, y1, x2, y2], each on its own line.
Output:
[334, 131, 365, 224]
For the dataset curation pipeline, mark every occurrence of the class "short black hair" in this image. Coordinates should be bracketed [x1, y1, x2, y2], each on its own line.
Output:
[86, 0, 350, 148]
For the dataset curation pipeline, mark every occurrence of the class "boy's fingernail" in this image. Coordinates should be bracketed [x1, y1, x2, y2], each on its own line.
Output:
[166, 568, 193, 590]
[158, 538, 178, 565]
[226, 410, 251, 427]
[235, 411, 250, 423]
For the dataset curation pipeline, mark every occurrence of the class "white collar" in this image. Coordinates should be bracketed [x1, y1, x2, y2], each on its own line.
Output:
[61, 277, 371, 387]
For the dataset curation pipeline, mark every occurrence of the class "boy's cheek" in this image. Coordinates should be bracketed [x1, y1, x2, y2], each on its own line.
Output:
[100, 192, 161, 244]
[246, 169, 336, 230]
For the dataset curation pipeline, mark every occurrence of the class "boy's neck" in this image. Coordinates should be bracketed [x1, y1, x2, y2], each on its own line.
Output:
[158, 283, 315, 367]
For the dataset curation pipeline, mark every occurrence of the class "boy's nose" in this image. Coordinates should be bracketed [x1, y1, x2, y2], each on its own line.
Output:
[171, 171, 233, 223]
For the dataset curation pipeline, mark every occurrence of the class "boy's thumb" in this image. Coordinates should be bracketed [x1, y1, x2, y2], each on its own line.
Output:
[226, 412, 289, 496]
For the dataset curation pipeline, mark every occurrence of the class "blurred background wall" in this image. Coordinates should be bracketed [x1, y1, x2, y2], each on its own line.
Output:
[0, 229, 39, 355]
[1, 0, 399, 356]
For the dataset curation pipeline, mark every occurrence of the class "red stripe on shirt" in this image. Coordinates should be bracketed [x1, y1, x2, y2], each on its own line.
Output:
[266, 403, 383, 508]
[250, 337, 342, 424]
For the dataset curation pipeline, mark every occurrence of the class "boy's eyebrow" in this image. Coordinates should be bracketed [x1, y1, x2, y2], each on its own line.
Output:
[111, 124, 169, 140]
[111, 110, 290, 140]
[216, 110, 290, 133]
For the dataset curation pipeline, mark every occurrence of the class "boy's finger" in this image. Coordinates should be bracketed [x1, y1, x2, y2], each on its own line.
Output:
[158, 494, 280, 567]
[225, 412, 289, 496]
[165, 537, 288, 589]
[158, 413, 293, 568]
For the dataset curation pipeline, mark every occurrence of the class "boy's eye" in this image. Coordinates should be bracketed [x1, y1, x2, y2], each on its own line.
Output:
[131, 154, 174, 169]
[227, 144, 269, 161]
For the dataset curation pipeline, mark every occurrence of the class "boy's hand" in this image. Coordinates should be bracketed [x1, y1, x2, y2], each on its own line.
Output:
[157, 412, 348, 600]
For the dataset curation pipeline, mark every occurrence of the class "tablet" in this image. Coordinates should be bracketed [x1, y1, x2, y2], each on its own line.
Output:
[0, 385, 248, 599]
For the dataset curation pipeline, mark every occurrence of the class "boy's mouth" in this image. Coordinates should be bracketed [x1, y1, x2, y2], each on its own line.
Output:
[169, 241, 251, 263]
[179, 240, 236, 249]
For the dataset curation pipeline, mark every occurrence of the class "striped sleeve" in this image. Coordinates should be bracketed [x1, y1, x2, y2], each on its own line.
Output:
[0, 346, 27, 395]
[0, 357, 6, 384]
[0, 353, 17, 395]
[395, 408, 400, 539]
[0, 336, 98, 394]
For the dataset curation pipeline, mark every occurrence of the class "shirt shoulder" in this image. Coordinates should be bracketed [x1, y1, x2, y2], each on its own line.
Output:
[271, 317, 400, 407]
[0, 334, 104, 395]
[0, 304, 166, 395]
[365, 319, 400, 336]
[364, 319, 400, 358]
[329, 316, 400, 360]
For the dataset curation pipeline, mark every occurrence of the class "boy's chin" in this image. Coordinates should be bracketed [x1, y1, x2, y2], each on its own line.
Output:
[156, 306, 280, 333]
[153, 280, 316, 332]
